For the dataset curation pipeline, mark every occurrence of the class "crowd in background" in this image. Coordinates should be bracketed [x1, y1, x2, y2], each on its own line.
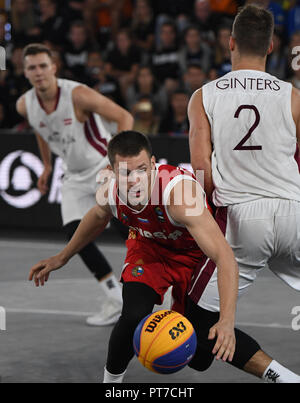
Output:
[0, 0, 300, 136]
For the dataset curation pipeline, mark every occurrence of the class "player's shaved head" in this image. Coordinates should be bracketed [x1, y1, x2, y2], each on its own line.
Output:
[108, 131, 153, 167]
[232, 4, 274, 57]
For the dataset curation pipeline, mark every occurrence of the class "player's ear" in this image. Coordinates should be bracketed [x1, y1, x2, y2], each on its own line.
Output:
[151, 155, 156, 168]
[229, 36, 235, 52]
[267, 40, 274, 55]
[23, 64, 29, 79]
[52, 61, 57, 75]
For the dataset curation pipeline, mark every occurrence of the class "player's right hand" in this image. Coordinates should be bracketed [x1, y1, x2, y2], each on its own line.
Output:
[29, 255, 67, 287]
[37, 168, 52, 195]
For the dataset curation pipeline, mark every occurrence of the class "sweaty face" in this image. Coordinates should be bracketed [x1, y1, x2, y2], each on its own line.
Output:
[113, 150, 156, 208]
[24, 53, 56, 91]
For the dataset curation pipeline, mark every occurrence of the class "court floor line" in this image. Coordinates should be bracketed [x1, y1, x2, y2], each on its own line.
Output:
[0, 240, 125, 254]
[2, 307, 293, 330]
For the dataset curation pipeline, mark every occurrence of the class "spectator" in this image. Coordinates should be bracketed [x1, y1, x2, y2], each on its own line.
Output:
[151, 21, 181, 88]
[286, 0, 300, 38]
[131, 96, 160, 136]
[85, 50, 124, 106]
[0, 102, 10, 129]
[209, 0, 240, 16]
[64, 20, 92, 80]
[84, 0, 133, 47]
[246, 0, 286, 34]
[183, 63, 207, 95]
[152, 0, 194, 45]
[179, 25, 212, 74]
[0, 11, 7, 48]
[11, 0, 38, 45]
[208, 66, 219, 81]
[266, 29, 288, 79]
[5, 46, 30, 127]
[191, 0, 219, 44]
[151, 0, 195, 19]
[84, 0, 113, 47]
[106, 29, 142, 96]
[0, 71, 9, 105]
[159, 89, 190, 137]
[131, 0, 155, 55]
[214, 25, 232, 76]
[51, 49, 67, 78]
[61, 0, 85, 23]
[36, 0, 67, 45]
[126, 65, 168, 115]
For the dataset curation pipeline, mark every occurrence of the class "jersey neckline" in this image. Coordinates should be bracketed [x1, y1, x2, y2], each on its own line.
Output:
[36, 84, 61, 115]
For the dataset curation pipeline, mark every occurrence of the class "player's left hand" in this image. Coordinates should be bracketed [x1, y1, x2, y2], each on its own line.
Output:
[29, 254, 68, 287]
[208, 320, 236, 362]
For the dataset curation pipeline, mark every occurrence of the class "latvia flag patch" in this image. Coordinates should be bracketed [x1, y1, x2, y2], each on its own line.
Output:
[64, 118, 72, 126]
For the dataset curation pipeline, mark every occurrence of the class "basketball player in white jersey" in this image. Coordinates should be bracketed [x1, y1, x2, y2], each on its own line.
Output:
[187, 5, 300, 383]
[16, 43, 134, 327]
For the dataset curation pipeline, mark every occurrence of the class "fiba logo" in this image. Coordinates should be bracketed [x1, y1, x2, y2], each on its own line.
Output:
[0, 307, 6, 331]
[0, 150, 44, 208]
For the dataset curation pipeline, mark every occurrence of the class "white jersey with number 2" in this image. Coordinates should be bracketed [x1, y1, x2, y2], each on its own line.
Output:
[202, 69, 300, 206]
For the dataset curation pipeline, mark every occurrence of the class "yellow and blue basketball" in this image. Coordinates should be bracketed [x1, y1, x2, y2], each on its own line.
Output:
[133, 310, 197, 374]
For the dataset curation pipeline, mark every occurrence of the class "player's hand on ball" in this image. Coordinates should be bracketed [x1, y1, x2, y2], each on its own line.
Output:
[29, 255, 67, 287]
[208, 320, 236, 362]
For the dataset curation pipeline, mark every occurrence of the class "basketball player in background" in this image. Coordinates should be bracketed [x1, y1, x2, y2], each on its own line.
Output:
[188, 5, 300, 383]
[28, 131, 239, 383]
[16, 43, 134, 327]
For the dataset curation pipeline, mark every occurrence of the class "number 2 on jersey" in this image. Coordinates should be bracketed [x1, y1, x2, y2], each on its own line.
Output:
[233, 105, 262, 151]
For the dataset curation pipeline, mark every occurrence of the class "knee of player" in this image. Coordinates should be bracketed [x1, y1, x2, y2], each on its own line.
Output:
[188, 352, 214, 372]
[118, 310, 148, 329]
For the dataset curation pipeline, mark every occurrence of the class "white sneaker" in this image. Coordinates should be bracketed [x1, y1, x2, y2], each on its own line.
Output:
[86, 299, 122, 327]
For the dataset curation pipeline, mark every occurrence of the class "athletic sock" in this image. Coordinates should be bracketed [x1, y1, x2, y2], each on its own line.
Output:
[99, 274, 122, 303]
[103, 366, 126, 383]
[262, 360, 300, 383]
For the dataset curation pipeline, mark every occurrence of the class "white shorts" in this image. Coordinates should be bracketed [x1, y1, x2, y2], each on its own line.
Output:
[189, 198, 300, 312]
[60, 163, 106, 226]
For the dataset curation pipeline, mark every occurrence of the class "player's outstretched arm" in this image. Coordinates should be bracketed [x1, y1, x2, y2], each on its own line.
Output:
[29, 203, 113, 287]
[72, 85, 134, 132]
[188, 89, 214, 202]
[168, 180, 239, 362]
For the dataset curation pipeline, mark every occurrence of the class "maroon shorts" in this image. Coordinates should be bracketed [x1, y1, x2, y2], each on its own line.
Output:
[121, 239, 204, 314]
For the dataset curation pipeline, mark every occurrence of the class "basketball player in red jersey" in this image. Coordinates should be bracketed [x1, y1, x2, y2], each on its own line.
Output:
[28, 131, 239, 383]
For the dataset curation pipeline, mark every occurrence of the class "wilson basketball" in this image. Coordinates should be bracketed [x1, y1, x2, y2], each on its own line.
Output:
[133, 310, 197, 374]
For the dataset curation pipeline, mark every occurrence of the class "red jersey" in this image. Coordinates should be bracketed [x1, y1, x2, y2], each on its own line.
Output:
[108, 164, 209, 253]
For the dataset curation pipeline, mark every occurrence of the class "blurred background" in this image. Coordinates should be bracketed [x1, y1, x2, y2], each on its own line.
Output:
[0, 0, 300, 231]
